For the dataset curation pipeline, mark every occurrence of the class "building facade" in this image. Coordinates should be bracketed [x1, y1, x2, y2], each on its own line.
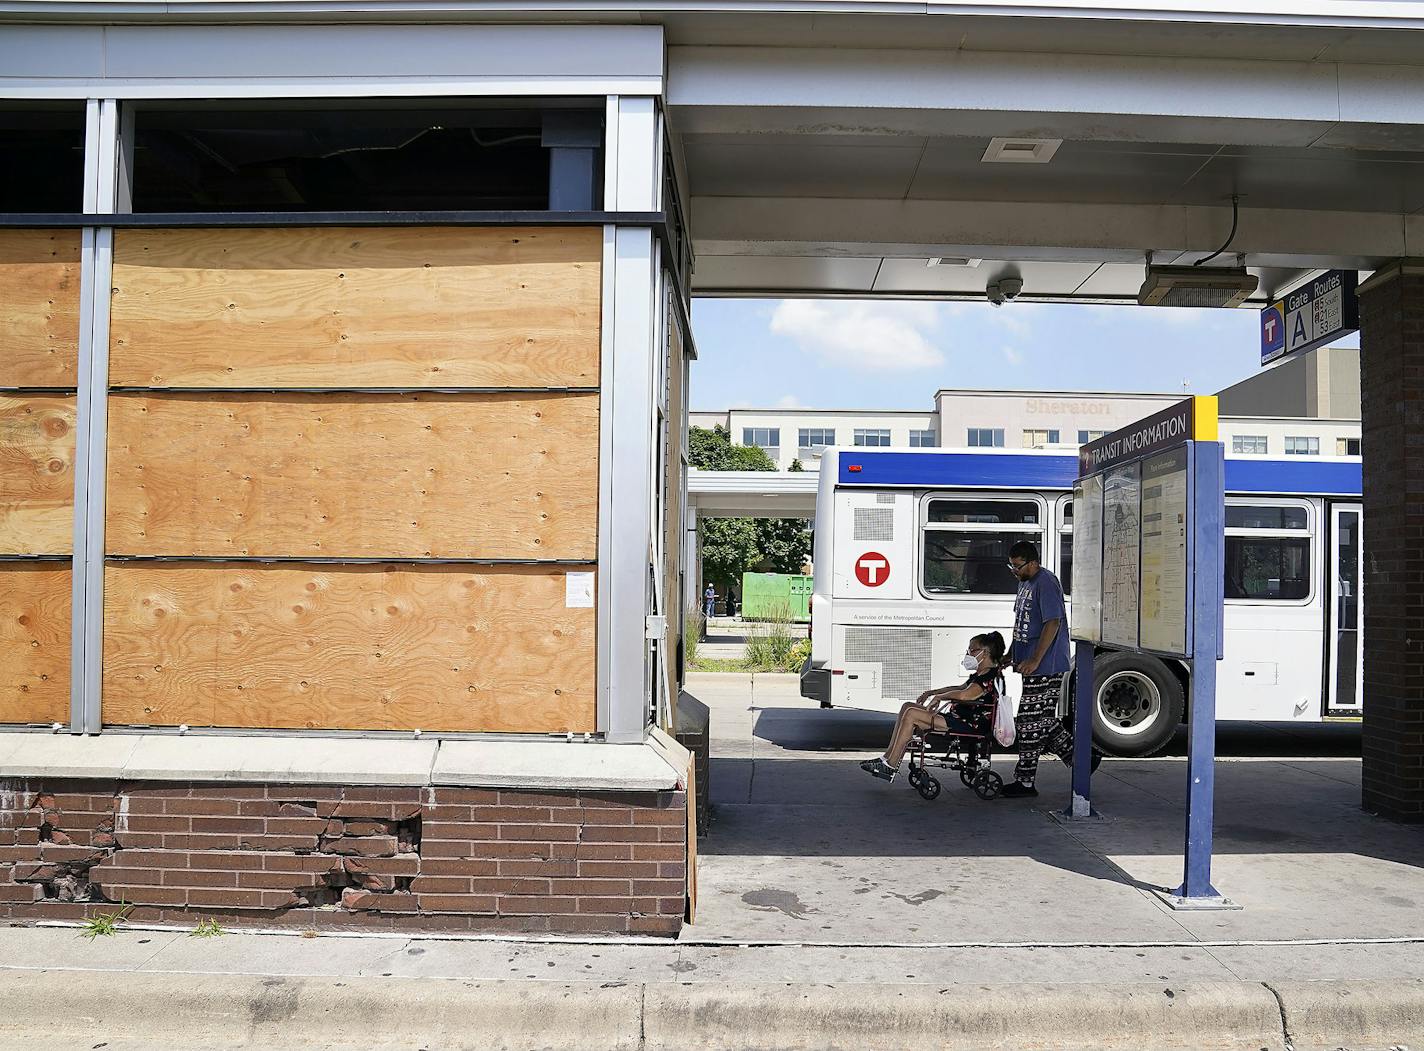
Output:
[692, 346, 1362, 467]
[0, 27, 694, 936]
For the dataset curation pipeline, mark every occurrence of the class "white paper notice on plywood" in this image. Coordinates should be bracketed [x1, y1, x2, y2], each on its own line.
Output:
[1101, 462, 1142, 649]
[566, 572, 595, 608]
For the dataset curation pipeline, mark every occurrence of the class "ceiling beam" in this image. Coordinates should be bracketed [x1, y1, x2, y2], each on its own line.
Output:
[690, 195, 1421, 272]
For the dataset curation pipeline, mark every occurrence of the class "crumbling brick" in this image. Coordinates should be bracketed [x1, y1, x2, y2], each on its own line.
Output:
[342, 820, 393, 838]
[340, 888, 418, 913]
[321, 835, 398, 857]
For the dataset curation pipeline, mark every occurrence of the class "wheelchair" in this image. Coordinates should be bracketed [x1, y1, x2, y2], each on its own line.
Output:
[903, 698, 1005, 802]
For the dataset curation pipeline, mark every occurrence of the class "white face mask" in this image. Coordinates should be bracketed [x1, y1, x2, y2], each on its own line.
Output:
[961, 654, 980, 672]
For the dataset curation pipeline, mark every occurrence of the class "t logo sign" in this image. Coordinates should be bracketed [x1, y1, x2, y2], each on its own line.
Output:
[855, 552, 890, 588]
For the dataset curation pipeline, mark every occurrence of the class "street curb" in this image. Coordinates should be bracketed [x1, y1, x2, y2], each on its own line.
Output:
[2, 970, 1421, 1050]
[644, 980, 1284, 1051]
[1272, 978, 1424, 1051]
[0, 970, 644, 1051]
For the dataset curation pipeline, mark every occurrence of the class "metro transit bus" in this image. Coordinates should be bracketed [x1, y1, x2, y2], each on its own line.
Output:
[798, 446, 1364, 756]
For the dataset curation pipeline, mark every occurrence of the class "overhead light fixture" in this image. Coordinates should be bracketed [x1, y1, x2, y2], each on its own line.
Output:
[927, 257, 983, 268]
[1138, 265, 1259, 308]
[982, 137, 1062, 164]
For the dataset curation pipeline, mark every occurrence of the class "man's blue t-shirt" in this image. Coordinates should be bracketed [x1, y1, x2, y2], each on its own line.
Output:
[1011, 567, 1071, 676]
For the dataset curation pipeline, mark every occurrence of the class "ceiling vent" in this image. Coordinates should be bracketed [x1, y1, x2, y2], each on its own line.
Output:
[981, 137, 1062, 164]
[1138, 265, 1259, 308]
[926, 257, 983, 268]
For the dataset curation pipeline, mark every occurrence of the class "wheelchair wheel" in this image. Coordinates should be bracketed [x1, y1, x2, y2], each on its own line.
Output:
[916, 775, 941, 801]
[959, 768, 976, 789]
[907, 768, 923, 789]
[973, 770, 1004, 801]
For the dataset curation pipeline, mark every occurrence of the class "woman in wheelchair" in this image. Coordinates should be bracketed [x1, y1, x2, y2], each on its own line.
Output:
[860, 631, 1007, 784]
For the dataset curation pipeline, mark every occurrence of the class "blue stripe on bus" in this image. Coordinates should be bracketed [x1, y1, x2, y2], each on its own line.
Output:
[1224, 458, 1361, 496]
[837, 450, 1361, 497]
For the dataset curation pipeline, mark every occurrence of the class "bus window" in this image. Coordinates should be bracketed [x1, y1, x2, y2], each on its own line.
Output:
[923, 497, 1043, 596]
[928, 500, 1039, 525]
[1224, 502, 1312, 601]
[1059, 499, 1073, 594]
[1226, 506, 1308, 530]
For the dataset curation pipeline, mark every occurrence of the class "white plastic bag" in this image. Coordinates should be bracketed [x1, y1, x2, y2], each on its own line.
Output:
[993, 696, 1016, 748]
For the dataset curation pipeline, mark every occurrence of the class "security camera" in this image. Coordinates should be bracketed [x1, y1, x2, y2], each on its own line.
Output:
[986, 276, 1023, 307]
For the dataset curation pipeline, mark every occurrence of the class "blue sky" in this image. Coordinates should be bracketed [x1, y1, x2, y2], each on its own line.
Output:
[689, 298, 1273, 412]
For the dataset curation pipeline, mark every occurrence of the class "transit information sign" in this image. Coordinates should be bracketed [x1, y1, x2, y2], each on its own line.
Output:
[1067, 395, 1228, 906]
[1074, 397, 1212, 659]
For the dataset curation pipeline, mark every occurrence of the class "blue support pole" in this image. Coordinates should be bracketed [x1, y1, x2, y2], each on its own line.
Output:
[1069, 640, 1096, 818]
[1175, 441, 1226, 902]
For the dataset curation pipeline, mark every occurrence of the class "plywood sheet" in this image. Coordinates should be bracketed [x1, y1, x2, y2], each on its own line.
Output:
[0, 229, 82, 388]
[105, 392, 598, 560]
[0, 562, 71, 725]
[109, 227, 602, 388]
[102, 562, 595, 733]
[0, 395, 76, 555]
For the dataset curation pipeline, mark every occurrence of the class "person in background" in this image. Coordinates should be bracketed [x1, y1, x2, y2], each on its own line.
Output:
[1002, 540, 1076, 798]
[703, 584, 717, 621]
[860, 632, 1007, 783]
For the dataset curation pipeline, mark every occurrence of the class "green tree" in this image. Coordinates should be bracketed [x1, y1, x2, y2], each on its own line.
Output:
[690, 426, 813, 586]
[700, 517, 761, 587]
[689, 425, 776, 472]
[754, 517, 814, 574]
[788, 458, 805, 472]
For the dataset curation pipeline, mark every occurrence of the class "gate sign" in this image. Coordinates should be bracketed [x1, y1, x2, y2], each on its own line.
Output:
[1260, 269, 1358, 366]
[855, 551, 890, 588]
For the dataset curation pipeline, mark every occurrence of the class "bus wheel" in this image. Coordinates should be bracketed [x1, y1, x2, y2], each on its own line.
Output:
[1091, 653, 1183, 757]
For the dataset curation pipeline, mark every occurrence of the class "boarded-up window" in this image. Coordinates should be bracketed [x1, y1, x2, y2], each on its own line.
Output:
[102, 225, 603, 734]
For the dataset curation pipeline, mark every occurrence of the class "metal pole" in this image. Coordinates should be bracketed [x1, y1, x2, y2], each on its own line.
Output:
[1175, 441, 1228, 903]
[1069, 640, 1096, 817]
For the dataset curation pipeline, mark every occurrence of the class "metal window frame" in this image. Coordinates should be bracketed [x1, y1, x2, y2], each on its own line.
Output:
[1222, 496, 1316, 607]
[917, 491, 1048, 601]
[967, 427, 1006, 448]
[598, 94, 662, 745]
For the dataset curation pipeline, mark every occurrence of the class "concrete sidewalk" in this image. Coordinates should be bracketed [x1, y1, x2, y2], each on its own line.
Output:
[2, 672, 1421, 1050]
[1, 928, 1422, 1051]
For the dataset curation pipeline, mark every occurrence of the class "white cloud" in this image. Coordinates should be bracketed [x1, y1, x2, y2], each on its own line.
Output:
[769, 300, 945, 371]
[1002, 345, 1023, 366]
[775, 394, 806, 409]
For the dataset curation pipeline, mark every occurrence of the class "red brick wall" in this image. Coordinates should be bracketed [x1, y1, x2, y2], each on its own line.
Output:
[0, 779, 686, 934]
[1359, 267, 1424, 822]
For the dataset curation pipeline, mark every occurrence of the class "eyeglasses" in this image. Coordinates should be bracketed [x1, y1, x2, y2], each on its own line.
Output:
[1007, 561, 1028, 571]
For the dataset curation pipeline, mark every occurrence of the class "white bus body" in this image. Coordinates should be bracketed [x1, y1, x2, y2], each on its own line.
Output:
[800, 447, 1363, 756]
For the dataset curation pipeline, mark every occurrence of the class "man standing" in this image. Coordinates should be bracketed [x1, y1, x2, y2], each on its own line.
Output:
[703, 584, 717, 621]
[1003, 540, 1075, 798]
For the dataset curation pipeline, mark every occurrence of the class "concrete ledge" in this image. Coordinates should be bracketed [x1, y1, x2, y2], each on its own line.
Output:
[432, 739, 681, 791]
[0, 733, 140, 779]
[0, 731, 683, 792]
[123, 735, 438, 786]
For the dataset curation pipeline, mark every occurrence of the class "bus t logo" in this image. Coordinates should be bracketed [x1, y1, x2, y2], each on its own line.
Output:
[855, 552, 890, 587]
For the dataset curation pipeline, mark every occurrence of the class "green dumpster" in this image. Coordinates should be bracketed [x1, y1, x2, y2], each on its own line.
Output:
[741, 572, 812, 622]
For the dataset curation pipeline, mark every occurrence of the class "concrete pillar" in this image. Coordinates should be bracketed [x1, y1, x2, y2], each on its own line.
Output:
[1357, 260, 1424, 822]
